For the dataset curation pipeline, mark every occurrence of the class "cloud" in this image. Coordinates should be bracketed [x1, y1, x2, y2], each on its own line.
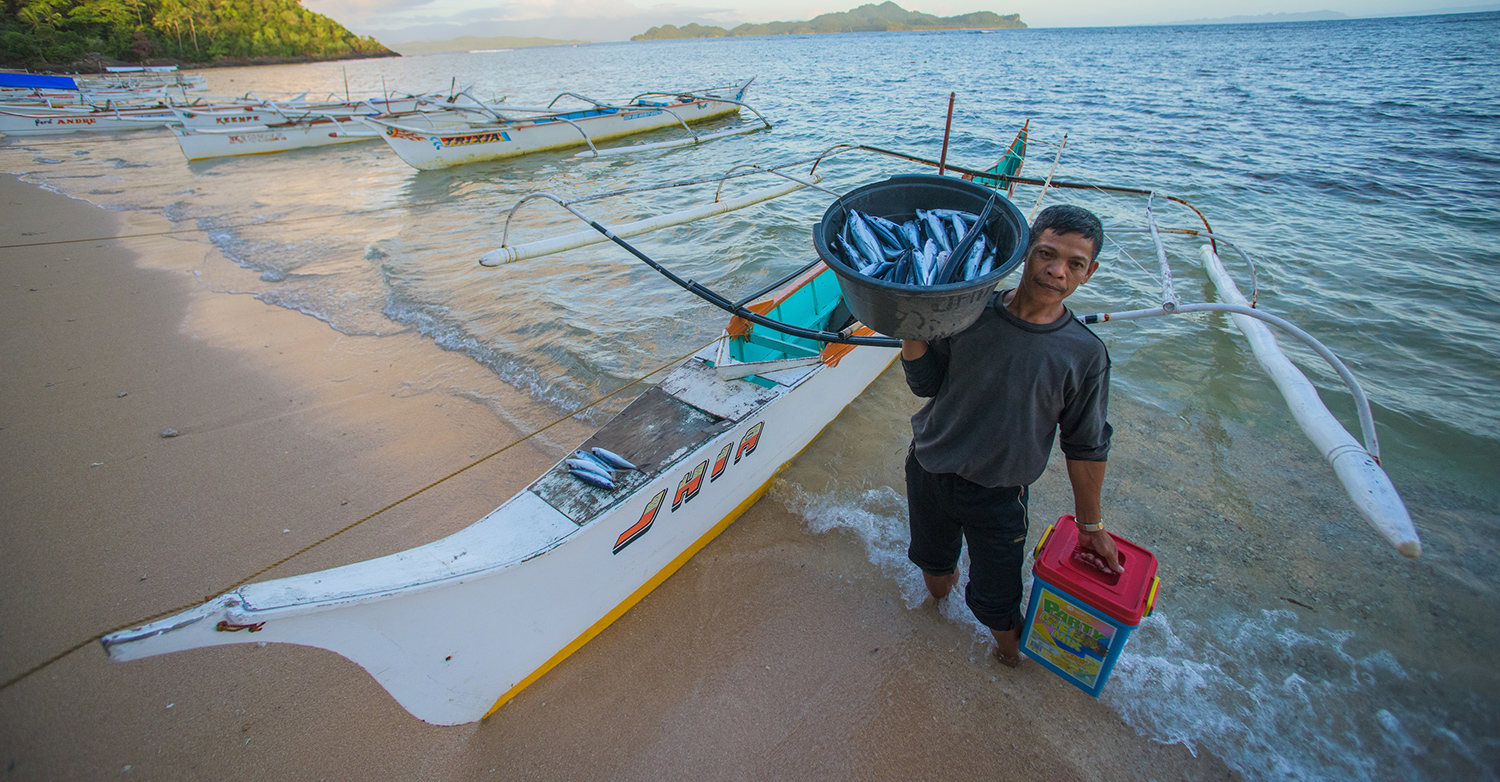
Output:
[348, 0, 741, 41]
[304, 0, 442, 21]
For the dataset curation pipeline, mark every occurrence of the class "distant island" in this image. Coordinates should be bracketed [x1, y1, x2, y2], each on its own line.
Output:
[0, 0, 392, 70]
[632, 2, 1024, 41]
[392, 36, 590, 55]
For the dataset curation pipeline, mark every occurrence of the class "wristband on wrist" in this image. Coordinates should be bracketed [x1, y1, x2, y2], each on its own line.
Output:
[1075, 519, 1104, 533]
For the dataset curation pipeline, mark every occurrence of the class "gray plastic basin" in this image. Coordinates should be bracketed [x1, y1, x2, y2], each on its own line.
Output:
[813, 174, 1028, 340]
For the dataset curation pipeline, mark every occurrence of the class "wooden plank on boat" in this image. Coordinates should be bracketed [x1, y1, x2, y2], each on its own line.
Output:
[531, 387, 726, 524]
[656, 357, 780, 422]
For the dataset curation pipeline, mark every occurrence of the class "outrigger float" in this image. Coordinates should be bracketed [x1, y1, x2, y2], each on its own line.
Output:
[100, 139, 1419, 726]
[360, 79, 770, 170]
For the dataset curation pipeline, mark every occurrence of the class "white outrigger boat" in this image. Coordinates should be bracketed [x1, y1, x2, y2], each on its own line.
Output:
[0, 103, 183, 135]
[102, 167, 898, 722]
[362, 79, 770, 170]
[0, 72, 194, 108]
[171, 94, 434, 160]
[0, 72, 195, 134]
[173, 117, 381, 160]
[99, 139, 1420, 726]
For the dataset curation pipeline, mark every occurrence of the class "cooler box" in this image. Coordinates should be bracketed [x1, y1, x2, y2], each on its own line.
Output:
[1019, 515, 1160, 697]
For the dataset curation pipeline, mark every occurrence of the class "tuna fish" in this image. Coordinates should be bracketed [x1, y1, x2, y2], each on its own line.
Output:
[838, 205, 1001, 286]
[919, 210, 952, 253]
[573, 449, 616, 473]
[566, 458, 615, 481]
[866, 214, 906, 251]
[847, 212, 886, 269]
[591, 447, 639, 471]
[569, 468, 617, 490]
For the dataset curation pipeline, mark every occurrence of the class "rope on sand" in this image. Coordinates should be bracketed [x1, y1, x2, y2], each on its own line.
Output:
[0, 200, 451, 251]
[0, 339, 713, 695]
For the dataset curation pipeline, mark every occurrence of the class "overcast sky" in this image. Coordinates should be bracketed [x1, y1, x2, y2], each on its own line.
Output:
[304, 0, 1495, 43]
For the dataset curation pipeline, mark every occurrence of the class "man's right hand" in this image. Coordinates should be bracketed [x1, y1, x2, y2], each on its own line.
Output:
[1076, 529, 1123, 574]
[901, 339, 928, 360]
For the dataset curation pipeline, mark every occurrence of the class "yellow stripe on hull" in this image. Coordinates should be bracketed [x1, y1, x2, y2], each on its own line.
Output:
[483, 474, 777, 718]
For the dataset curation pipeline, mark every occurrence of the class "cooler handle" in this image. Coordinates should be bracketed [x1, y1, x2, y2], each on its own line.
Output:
[1144, 576, 1161, 617]
[1033, 524, 1054, 560]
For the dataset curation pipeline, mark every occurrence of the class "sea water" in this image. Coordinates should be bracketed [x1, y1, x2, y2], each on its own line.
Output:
[3, 11, 1497, 779]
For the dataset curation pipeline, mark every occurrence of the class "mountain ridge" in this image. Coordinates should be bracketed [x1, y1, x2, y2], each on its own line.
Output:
[633, 2, 1024, 41]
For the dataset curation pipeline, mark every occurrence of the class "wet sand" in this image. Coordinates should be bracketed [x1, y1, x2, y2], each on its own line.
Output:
[0, 175, 1235, 780]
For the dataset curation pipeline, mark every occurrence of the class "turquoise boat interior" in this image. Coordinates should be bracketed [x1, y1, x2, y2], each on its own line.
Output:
[724, 267, 851, 388]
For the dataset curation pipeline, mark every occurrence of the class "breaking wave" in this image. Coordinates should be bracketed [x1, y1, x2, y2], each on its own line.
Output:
[775, 480, 1497, 782]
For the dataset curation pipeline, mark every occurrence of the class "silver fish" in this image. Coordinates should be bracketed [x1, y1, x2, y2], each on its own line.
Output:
[836, 237, 864, 272]
[918, 239, 938, 285]
[962, 237, 988, 280]
[920, 210, 952, 253]
[890, 248, 915, 285]
[931, 209, 979, 225]
[898, 221, 923, 251]
[947, 215, 968, 248]
[569, 468, 617, 490]
[591, 447, 638, 471]
[865, 214, 905, 251]
[574, 449, 615, 472]
[934, 250, 951, 283]
[935, 195, 999, 284]
[566, 458, 613, 479]
[847, 212, 886, 269]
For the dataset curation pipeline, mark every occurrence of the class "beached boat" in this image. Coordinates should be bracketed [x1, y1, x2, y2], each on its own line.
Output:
[168, 94, 437, 158]
[361, 79, 768, 170]
[172, 117, 381, 160]
[0, 103, 182, 135]
[102, 259, 898, 725]
[0, 72, 192, 109]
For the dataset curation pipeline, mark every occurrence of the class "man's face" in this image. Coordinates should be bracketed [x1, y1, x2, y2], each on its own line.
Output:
[1020, 229, 1099, 304]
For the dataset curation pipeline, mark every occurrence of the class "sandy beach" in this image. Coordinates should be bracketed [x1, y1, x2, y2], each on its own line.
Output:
[0, 174, 1236, 779]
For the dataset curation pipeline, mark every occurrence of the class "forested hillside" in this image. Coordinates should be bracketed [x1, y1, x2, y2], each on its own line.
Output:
[1, 0, 394, 69]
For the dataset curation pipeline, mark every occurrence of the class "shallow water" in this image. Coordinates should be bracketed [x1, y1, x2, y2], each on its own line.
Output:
[4, 11, 1498, 780]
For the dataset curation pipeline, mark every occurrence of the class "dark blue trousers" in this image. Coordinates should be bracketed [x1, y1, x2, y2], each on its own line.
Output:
[905, 446, 1030, 632]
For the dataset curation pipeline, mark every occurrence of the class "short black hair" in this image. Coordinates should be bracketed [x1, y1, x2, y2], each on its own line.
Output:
[1029, 205, 1104, 261]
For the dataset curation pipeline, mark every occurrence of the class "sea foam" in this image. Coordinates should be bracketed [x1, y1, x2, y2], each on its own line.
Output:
[776, 480, 1496, 782]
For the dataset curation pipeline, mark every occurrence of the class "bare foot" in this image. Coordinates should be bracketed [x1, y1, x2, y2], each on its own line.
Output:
[993, 649, 1023, 668]
[992, 626, 1023, 668]
[923, 570, 959, 601]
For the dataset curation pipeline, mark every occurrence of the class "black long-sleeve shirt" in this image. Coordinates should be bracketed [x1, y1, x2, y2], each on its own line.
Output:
[903, 291, 1112, 488]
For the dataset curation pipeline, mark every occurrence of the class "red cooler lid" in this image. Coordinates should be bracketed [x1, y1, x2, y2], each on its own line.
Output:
[1033, 515, 1159, 626]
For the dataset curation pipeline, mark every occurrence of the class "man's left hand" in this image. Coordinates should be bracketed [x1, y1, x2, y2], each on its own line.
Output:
[1076, 529, 1122, 574]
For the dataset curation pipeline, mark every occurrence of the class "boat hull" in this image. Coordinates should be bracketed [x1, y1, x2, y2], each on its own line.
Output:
[0, 106, 179, 134]
[174, 123, 380, 160]
[368, 97, 744, 170]
[103, 333, 897, 725]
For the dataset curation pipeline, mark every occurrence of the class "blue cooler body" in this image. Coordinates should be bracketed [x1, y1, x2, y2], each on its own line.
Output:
[1018, 518, 1160, 697]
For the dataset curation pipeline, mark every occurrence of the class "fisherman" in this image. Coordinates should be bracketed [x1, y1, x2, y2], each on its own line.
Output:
[900, 203, 1119, 668]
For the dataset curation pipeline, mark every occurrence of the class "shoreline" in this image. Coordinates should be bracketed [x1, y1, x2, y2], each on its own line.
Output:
[0, 175, 1235, 779]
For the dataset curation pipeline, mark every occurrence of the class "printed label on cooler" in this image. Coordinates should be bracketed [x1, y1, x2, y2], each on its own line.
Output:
[1024, 587, 1118, 690]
